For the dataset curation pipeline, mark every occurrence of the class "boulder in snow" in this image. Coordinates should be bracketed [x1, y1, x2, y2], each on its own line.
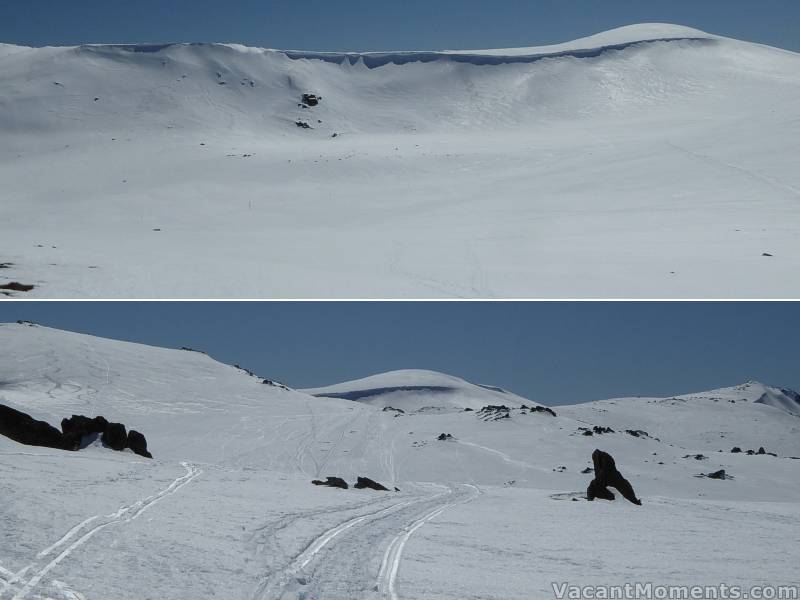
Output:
[312, 476, 349, 489]
[354, 477, 389, 491]
[586, 449, 641, 505]
[0, 404, 71, 450]
[128, 429, 152, 458]
[102, 422, 128, 451]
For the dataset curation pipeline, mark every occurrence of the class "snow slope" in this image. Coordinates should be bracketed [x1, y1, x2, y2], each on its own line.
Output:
[1, 323, 799, 599]
[2, 24, 799, 297]
[302, 368, 535, 411]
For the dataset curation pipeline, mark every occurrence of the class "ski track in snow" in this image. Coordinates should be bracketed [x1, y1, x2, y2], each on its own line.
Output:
[1, 462, 201, 600]
[377, 484, 481, 600]
[253, 484, 479, 600]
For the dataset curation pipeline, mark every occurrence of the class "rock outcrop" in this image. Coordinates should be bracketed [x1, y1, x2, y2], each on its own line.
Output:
[354, 477, 389, 491]
[0, 404, 71, 450]
[586, 449, 642, 505]
[102, 422, 128, 451]
[0, 404, 153, 458]
[311, 476, 349, 489]
[61, 414, 108, 449]
[301, 93, 320, 107]
[127, 430, 152, 458]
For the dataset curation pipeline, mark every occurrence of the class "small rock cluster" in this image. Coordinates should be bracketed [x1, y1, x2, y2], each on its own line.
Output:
[625, 429, 650, 438]
[312, 476, 393, 491]
[579, 425, 614, 436]
[61, 414, 152, 458]
[520, 404, 557, 417]
[731, 446, 777, 456]
[477, 405, 511, 421]
[683, 454, 707, 461]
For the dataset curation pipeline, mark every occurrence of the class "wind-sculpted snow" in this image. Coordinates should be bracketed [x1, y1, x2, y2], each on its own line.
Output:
[281, 36, 714, 68]
[2, 24, 800, 297]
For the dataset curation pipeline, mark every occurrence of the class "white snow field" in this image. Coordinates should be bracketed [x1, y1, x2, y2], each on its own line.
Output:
[1, 23, 800, 298]
[1, 322, 799, 599]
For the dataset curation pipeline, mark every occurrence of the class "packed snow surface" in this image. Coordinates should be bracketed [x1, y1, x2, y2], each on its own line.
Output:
[1, 323, 799, 599]
[2, 24, 799, 298]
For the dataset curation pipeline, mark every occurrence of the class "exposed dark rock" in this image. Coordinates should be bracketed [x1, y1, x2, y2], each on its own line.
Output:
[581, 467, 594, 474]
[261, 378, 290, 390]
[706, 469, 729, 480]
[0, 404, 71, 450]
[477, 405, 511, 421]
[61, 415, 108, 449]
[180, 346, 207, 354]
[731, 446, 742, 453]
[311, 476, 348, 489]
[301, 93, 320, 107]
[383, 406, 405, 415]
[582, 429, 593, 436]
[593, 426, 614, 434]
[684, 454, 707, 460]
[626, 429, 649, 438]
[522, 405, 557, 417]
[586, 449, 641, 505]
[102, 422, 128, 451]
[0, 282, 34, 292]
[437, 433, 453, 441]
[2, 406, 153, 457]
[128, 430, 152, 458]
[462, 407, 473, 412]
[354, 477, 389, 491]
[757, 446, 766, 455]
[295, 120, 311, 129]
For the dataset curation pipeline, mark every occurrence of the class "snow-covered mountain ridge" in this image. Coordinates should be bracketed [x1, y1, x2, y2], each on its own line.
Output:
[2, 24, 799, 297]
[1, 323, 799, 599]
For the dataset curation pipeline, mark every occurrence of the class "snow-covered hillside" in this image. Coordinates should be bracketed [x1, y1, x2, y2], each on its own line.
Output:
[302, 369, 536, 411]
[2, 24, 799, 297]
[1, 323, 798, 599]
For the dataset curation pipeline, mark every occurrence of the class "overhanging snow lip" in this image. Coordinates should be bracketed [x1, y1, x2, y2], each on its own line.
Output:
[280, 37, 715, 68]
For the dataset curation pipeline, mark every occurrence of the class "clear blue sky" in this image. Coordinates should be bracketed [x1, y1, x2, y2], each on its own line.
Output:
[1, 0, 798, 52]
[1, 302, 797, 405]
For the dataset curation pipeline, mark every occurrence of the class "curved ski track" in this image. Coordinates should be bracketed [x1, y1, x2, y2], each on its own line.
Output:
[254, 483, 480, 600]
[0, 462, 202, 600]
